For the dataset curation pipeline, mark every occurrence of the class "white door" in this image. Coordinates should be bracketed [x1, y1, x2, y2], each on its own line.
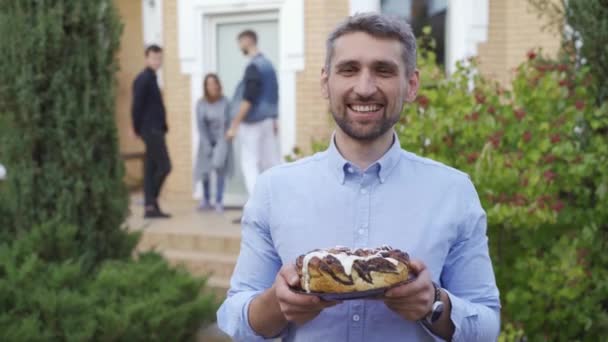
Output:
[213, 14, 279, 206]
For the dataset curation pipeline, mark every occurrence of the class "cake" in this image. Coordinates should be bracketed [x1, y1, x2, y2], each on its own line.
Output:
[295, 245, 412, 293]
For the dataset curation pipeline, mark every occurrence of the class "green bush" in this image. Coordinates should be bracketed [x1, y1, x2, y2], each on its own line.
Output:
[400, 47, 608, 340]
[0, 1, 133, 268]
[0, 223, 217, 341]
[0, 1, 219, 340]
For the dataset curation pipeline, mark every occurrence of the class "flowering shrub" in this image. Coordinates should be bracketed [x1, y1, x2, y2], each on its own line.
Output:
[400, 50, 608, 340]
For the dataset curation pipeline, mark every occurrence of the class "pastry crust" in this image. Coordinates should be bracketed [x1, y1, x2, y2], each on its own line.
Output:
[295, 246, 412, 293]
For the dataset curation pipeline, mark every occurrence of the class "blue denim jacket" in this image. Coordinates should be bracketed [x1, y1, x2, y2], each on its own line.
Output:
[231, 53, 278, 123]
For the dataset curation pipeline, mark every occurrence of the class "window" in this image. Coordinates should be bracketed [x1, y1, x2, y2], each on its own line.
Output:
[381, 0, 447, 66]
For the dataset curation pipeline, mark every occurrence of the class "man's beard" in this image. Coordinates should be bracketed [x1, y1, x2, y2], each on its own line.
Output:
[241, 47, 248, 56]
[330, 96, 400, 142]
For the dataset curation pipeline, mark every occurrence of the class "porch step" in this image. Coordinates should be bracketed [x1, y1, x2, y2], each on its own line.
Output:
[162, 249, 239, 279]
[137, 228, 241, 255]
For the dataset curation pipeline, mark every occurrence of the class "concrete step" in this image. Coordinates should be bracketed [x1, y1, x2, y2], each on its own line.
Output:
[162, 249, 238, 280]
[206, 275, 231, 300]
[137, 228, 241, 255]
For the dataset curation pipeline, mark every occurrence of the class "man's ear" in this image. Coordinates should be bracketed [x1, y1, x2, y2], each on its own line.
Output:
[405, 69, 420, 102]
[321, 67, 329, 99]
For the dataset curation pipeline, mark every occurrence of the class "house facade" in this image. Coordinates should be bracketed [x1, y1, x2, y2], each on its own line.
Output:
[114, 0, 560, 205]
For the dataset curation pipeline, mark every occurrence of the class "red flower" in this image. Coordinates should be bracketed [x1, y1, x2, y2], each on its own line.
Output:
[417, 95, 430, 108]
[467, 152, 479, 164]
[523, 131, 532, 143]
[551, 200, 565, 212]
[475, 93, 486, 104]
[527, 50, 537, 60]
[536, 197, 547, 209]
[511, 194, 527, 206]
[488, 131, 504, 148]
[550, 134, 561, 144]
[553, 116, 567, 127]
[487, 106, 496, 115]
[575, 100, 585, 111]
[543, 154, 556, 164]
[514, 108, 526, 121]
[557, 64, 568, 72]
[543, 170, 556, 182]
[558, 79, 568, 87]
[442, 135, 454, 147]
[465, 112, 479, 122]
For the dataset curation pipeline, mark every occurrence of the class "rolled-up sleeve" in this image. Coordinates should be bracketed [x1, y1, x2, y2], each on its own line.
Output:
[216, 173, 283, 341]
[428, 177, 501, 341]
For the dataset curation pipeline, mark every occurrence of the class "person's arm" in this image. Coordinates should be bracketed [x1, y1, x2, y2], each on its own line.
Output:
[131, 73, 148, 136]
[431, 177, 501, 341]
[384, 177, 500, 341]
[216, 173, 284, 341]
[227, 65, 261, 139]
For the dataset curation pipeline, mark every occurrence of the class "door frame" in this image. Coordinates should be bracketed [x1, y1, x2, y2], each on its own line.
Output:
[179, 0, 304, 203]
[204, 11, 280, 206]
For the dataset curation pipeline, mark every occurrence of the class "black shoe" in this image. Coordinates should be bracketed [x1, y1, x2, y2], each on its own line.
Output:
[144, 209, 171, 219]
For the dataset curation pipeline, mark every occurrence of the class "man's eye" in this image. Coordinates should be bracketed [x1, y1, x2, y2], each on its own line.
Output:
[339, 67, 357, 74]
[377, 67, 394, 75]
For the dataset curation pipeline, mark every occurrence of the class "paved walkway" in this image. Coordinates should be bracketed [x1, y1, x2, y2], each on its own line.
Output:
[127, 194, 242, 233]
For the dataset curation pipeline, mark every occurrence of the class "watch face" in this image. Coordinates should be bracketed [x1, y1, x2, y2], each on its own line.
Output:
[430, 302, 444, 323]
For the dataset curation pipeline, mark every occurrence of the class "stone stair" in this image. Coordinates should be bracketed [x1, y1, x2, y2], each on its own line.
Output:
[128, 201, 243, 342]
[136, 223, 241, 300]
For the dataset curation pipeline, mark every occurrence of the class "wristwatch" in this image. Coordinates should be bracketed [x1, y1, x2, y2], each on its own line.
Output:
[425, 282, 444, 325]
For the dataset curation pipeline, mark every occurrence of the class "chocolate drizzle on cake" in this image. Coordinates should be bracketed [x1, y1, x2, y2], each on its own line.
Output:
[297, 245, 411, 292]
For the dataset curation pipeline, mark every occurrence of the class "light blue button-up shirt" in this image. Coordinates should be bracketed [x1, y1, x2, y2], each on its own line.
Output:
[217, 133, 501, 341]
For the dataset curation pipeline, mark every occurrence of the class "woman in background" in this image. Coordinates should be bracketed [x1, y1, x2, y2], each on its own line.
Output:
[193, 73, 233, 213]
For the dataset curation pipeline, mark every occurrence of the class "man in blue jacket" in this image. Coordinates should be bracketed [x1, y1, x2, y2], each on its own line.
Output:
[226, 30, 280, 199]
[131, 45, 171, 219]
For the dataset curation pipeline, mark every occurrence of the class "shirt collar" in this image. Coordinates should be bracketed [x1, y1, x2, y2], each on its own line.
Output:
[327, 132, 402, 184]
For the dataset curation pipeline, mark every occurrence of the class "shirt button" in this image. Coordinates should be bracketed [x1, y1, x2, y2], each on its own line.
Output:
[358, 228, 365, 235]
[352, 314, 360, 322]
[360, 188, 368, 195]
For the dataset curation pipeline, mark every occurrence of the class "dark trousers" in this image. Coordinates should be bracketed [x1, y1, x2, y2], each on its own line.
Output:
[142, 130, 171, 207]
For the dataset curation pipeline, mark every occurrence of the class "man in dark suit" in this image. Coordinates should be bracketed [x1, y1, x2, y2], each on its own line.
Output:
[132, 45, 171, 218]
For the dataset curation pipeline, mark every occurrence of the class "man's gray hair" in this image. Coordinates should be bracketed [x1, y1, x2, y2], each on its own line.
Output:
[325, 13, 417, 76]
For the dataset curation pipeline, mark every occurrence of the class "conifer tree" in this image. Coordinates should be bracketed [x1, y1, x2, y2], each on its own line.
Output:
[0, 1, 135, 267]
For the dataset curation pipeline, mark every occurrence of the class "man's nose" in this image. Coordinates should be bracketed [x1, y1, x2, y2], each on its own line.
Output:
[353, 70, 378, 98]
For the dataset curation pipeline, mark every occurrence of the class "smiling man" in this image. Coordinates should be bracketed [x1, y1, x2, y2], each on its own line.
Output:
[217, 13, 500, 342]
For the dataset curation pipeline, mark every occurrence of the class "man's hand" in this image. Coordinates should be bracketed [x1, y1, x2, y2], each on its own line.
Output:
[275, 264, 341, 326]
[225, 125, 237, 141]
[383, 260, 434, 321]
[383, 260, 454, 339]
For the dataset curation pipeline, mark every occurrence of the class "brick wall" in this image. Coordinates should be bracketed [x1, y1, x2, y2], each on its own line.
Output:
[477, 0, 561, 84]
[295, 0, 349, 153]
[160, 0, 193, 198]
[114, 0, 144, 183]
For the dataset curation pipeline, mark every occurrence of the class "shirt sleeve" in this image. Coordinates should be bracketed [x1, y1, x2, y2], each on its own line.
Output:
[216, 172, 284, 341]
[425, 177, 501, 342]
[131, 73, 148, 135]
[242, 64, 262, 103]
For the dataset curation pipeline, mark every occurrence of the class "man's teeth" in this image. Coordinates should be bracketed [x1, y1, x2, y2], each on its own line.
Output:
[351, 105, 380, 113]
